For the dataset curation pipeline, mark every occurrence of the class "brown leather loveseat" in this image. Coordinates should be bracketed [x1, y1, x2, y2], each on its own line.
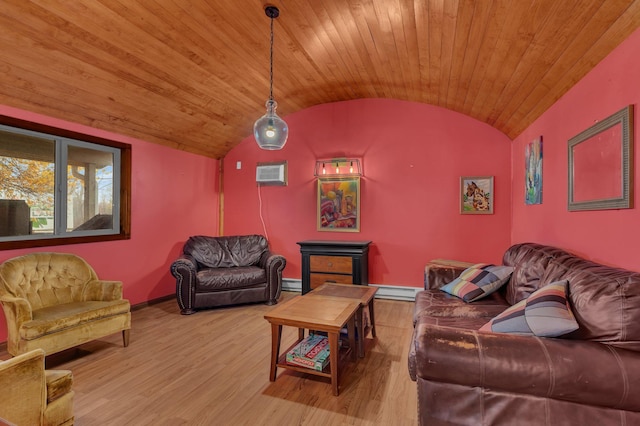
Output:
[170, 235, 286, 314]
[409, 242, 640, 425]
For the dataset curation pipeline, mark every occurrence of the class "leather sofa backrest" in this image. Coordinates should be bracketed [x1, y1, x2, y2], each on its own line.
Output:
[503, 242, 640, 350]
[542, 254, 640, 349]
[0, 252, 97, 310]
[184, 235, 268, 269]
[502, 242, 573, 305]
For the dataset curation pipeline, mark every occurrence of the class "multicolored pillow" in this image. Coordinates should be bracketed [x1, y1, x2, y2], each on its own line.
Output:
[480, 280, 579, 337]
[440, 263, 514, 302]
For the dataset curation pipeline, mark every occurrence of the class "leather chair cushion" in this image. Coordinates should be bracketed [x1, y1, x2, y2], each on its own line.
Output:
[20, 300, 131, 340]
[196, 266, 266, 291]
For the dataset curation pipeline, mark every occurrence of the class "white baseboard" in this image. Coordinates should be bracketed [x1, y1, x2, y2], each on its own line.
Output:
[282, 278, 420, 302]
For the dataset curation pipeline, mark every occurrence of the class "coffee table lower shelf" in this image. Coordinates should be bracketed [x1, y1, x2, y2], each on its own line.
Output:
[276, 339, 353, 378]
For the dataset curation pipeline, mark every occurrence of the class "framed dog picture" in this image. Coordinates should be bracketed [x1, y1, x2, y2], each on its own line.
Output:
[460, 176, 494, 214]
[317, 177, 360, 232]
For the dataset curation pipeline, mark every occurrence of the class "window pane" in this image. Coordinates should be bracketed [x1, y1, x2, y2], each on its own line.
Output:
[0, 129, 55, 237]
[67, 144, 114, 231]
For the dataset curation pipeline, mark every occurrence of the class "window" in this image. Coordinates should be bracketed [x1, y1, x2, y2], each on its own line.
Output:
[0, 116, 131, 249]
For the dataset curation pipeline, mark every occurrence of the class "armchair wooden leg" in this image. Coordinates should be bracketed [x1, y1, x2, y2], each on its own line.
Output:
[122, 329, 130, 347]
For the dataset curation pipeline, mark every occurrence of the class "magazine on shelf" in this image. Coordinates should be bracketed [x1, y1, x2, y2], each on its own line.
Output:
[286, 333, 330, 371]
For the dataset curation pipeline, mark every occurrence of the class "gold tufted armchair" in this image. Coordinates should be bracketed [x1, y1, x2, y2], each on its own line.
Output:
[0, 252, 131, 357]
[0, 348, 74, 425]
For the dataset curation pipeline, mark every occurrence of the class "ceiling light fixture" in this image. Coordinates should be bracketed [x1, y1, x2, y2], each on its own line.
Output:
[254, 5, 288, 150]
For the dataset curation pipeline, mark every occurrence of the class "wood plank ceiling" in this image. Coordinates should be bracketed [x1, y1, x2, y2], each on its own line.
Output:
[1, 1, 639, 159]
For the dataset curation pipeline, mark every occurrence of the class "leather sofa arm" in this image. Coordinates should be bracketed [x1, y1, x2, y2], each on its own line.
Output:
[424, 259, 473, 290]
[414, 323, 640, 412]
[261, 251, 286, 304]
[171, 254, 198, 275]
[171, 254, 198, 314]
[82, 280, 123, 301]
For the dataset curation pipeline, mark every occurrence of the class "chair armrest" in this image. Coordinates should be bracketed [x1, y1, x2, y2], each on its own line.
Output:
[82, 280, 123, 301]
[414, 323, 640, 412]
[171, 254, 198, 277]
[260, 251, 286, 303]
[171, 254, 198, 314]
[0, 348, 46, 425]
[423, 259, 473, 289]
[0, 295, 33, 324]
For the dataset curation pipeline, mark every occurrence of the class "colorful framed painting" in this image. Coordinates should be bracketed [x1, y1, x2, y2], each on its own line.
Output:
[460, 176, 494, 214]
[525, 136, 543, 204]
[317, 177, 360, 232]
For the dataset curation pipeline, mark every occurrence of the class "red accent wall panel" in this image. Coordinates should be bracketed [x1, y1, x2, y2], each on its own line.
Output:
[223, 99, 512, 287]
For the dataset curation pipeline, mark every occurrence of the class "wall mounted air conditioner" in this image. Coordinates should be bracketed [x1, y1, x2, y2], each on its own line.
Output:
[256, 161, 287, 186]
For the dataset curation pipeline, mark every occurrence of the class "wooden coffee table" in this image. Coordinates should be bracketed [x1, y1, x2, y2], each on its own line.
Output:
[307, 283, 378, 357]
[264, 295, 360, 396]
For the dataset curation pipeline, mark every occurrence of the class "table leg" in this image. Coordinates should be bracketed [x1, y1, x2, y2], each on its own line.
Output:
[298, 327, 305, 340]
[347, 316, 357, 362]
[368, 299, 377, 338]
[356, 306, 365, 358]
[270, 323, 282, 382]
[328, 331, 340, 396]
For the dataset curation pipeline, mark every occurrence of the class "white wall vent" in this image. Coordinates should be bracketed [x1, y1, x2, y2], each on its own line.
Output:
[256, 161, 287, 186]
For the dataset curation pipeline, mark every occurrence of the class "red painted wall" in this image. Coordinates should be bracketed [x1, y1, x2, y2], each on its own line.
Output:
[511, 27, 640, 271]
[223, 99, 512, 287]
[0, 106, 219, 343]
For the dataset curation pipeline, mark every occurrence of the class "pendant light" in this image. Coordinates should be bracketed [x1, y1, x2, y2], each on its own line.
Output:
[254, 6, 288, 150]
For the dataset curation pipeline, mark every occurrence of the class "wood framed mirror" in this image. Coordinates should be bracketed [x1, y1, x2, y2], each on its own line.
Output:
[568, 105, 634, 211]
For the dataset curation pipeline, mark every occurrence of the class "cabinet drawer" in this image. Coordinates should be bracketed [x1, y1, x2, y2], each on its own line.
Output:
[310, 255, 352, 274]
[310, 273, 353, 289]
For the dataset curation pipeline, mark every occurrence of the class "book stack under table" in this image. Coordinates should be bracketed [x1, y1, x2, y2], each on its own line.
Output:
[286, 333, 330, 371]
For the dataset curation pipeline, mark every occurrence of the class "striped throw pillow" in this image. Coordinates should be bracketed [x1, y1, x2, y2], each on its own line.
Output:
[440, 263, 514, 302]
[480, 280, 579, 337]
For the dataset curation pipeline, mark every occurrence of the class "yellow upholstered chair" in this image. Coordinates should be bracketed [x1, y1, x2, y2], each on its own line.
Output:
[0, 348, 74, 426]
[0, 252, 131, 356]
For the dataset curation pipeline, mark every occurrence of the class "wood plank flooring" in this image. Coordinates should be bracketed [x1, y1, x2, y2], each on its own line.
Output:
[1, 292, 418, 425]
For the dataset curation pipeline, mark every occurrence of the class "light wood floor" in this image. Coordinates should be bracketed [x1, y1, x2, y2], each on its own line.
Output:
[2, 292, 418, 425]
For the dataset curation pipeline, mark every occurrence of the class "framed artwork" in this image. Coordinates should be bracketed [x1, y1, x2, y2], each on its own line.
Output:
[317, 177, 360, 232]
[460, 176, 494, 214]
[525, 136, 543, 205]
[568, 105, 633, 211]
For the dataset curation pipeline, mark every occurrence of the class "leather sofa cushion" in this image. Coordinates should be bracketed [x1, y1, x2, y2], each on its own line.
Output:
[196, 266, 266, 291]
[184, 235, 267, 268]
[20, 300, 131, 340]
[413, 290, 508, 326]
[45, 369, 73, 403]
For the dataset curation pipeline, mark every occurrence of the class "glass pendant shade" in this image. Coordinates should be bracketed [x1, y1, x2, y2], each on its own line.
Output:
[254, 99, 288, 150]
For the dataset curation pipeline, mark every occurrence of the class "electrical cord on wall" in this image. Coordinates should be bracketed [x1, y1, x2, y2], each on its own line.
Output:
[257, 184, 269, 241]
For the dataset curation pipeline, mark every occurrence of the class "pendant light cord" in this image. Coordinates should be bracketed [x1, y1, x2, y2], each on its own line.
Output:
[269, 15, 274, 101]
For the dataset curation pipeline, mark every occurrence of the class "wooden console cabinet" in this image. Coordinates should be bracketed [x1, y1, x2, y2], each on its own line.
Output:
[297, 240, 372, 295]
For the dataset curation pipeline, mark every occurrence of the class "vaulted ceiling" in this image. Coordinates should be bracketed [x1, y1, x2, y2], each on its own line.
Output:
[1, 1, 639, 159]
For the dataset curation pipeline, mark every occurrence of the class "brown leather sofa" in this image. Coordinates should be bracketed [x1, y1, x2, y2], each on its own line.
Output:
[170, 235, 286, 314]
[409, 242, 640, 425]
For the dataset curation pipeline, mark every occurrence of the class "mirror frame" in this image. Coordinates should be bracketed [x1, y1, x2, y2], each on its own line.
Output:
[568, 105, 634, 211]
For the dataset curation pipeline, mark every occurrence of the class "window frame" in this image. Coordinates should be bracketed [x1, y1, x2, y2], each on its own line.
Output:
[0, 114, 131, 250]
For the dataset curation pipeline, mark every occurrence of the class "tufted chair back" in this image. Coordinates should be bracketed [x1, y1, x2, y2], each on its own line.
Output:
[0, 252, 98, 310]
